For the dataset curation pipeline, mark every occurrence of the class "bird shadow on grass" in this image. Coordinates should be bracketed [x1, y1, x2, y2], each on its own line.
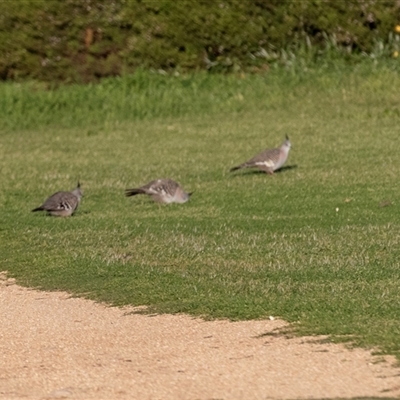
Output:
[228, 164, 298, 177]
[274, 164, 298, 174]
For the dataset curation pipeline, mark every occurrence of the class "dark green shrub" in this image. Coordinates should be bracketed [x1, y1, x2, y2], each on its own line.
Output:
[1, 0, 400, 82]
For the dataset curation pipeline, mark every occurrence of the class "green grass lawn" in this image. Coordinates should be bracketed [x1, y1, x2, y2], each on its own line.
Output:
[1, 64, 400, 359]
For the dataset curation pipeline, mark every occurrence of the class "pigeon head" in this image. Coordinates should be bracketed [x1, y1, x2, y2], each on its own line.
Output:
[72, 182, 83, 202]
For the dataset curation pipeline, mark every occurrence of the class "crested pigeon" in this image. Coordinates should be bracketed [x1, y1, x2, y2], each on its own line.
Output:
[230, 135, 291, 174]
[32, 182, 83, 217]
[125, 179, 192, 204]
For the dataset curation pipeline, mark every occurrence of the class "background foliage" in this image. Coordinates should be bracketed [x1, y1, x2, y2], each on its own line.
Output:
[1, 0, 400, 82]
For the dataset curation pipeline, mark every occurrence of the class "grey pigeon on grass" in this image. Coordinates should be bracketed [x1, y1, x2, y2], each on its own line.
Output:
[230, 136, 291, 174]
[125, 179, 192, 204]
[32, 182, 83, 217]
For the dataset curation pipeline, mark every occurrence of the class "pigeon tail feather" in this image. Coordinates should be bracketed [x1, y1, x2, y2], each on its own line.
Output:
[230, 164, 244, 172]
[125, 188, 146, 197]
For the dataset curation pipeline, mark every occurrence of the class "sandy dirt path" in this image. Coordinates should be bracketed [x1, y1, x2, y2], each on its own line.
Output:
[1, 273, 400, 400]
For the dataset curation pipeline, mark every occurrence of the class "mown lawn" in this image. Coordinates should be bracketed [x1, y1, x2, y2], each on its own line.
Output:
[1, 65, 400, 359]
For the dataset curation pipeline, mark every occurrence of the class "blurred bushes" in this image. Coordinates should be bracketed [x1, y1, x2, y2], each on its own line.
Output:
[1, 0, 400, 83]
